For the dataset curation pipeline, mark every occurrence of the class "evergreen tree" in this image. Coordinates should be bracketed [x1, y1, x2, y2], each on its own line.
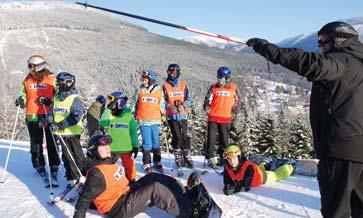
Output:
[289, 118, 313, 158]
[275, 110, 290, 157]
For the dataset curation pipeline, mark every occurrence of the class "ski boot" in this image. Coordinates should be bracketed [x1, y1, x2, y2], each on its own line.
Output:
[154, 162, 164, 173]
[174, 149, 184, 167]
[50, 165, 59, 187]
[183, 149, 194, 168]
[143, 164, 153, 174]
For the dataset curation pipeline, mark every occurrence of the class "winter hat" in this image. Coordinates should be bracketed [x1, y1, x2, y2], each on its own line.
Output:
[223, 145, 241, 159]
[86, 134, 112, 159]
[96, 95, 106, 106]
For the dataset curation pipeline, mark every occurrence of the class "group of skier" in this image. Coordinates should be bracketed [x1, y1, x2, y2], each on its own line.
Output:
[13, 20, 363, 218]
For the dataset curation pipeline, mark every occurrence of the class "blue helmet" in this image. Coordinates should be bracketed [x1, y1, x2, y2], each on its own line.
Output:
[96, 95, 106, 106]
[217, 67, 231, 79]
[107, 91, 128, 112]
[56, 72, 76, 91]
[142, 70, 158, 84]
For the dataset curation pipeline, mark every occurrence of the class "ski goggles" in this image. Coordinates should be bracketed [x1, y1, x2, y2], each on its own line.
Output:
[28, 63, 35, 69]
[107, 95, 115, 102]
[223, 150, 241, 159]
[318, 38, 333, 47]
[97, 135, 113, 146]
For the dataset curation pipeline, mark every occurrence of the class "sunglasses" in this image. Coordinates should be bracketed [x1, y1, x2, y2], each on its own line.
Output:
[97, 135, 112, 146]
[318, 39, 333, 47]
[28, 64, 35, 69]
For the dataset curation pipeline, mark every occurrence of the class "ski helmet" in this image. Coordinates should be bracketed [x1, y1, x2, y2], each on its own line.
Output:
[318, 21, 358, 39]
[56, 72, 76, 91]
[87, 134, 112, 159]
[96, 95, 106, 106]
[217, 67, 232, 79]
[28, 55, 46, 72]
[167, 63, 180, 72]
[107, 91, 128, 112]
[142, 70, 159, 84]
[223, 145, 241, 159]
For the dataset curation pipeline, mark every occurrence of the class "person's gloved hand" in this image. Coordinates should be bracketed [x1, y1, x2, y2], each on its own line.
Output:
[51, 122, 66, 131]
[78, 176, 86, 185]
[169, 105, 178, 114]
[223, 184, 236, 195]
[204, 106, 210, 114]
[129, 180, 140, 192]
[177, 105, 184, 113]
[235, 177, 252, 192]
[132, 147, 139, 159]
[161, 115, 167, 123]
[15, 96, 25, 109]
[246, 38, 269, 48]
[38, 96, 52, 105]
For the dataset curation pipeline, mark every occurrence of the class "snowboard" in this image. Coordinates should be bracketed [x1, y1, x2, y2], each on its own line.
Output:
[187, 171, 222, 218]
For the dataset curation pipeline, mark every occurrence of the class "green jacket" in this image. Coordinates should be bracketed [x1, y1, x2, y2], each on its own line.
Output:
[100, 108, 139, 153]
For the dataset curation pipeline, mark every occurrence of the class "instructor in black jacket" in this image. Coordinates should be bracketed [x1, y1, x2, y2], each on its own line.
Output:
[247, 22, 363, 218]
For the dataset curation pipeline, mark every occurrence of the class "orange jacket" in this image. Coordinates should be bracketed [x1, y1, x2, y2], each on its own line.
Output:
[225, 160, 264, 187]
[23, 74, 54, 115]
[208, 83, 237, 123]
[91, 163, 130, 214]
[136, 87, 163, 121]
[164, 80, 188, 115]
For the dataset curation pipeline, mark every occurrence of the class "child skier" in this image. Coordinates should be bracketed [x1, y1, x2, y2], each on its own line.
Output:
[50, 72, 85, 187]
[100, 91, 139, 181]
[222, 145, 294, 195]
[134, 70, 165, 173]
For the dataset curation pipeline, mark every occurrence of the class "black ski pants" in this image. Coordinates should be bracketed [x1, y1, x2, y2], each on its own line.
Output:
[318, 158, 363, 218]
[168, 119, 190, 150]
[107, 173, 192, 218]
[205, 121, 231, 159]
[27, 121, 60, 169]
[58, 135, 85, 180]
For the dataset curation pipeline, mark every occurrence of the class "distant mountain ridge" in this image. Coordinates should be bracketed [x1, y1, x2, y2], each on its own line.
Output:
[181, 17, 363, 52]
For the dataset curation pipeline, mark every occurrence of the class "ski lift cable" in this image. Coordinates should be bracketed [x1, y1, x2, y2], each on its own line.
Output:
[75, 2, 247, 45]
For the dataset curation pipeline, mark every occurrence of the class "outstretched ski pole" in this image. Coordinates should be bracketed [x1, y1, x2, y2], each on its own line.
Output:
[1, 106, 21, 183]
[75, 2, 246, 45]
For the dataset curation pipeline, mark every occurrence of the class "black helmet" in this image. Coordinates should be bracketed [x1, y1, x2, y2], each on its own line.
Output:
[86, 134, 112, 159]
[96, 95, 106, 106]
[56, 72, 76, 91]
[318, 21, 358, 39]
[167, 63, 180, 72]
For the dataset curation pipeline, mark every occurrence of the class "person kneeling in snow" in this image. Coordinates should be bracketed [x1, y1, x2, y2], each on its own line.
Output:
[74, 133, 210, 218]
[223, 145, 294, 195]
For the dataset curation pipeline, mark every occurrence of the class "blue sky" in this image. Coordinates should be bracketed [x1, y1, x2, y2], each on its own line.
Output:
[69, 0, 363, 43]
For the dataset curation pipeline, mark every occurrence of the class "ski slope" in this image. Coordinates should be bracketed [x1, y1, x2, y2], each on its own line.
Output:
[0, 140, 322, 218]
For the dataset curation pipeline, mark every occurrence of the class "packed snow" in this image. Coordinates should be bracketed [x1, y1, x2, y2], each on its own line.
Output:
[0, 140, 321, 218]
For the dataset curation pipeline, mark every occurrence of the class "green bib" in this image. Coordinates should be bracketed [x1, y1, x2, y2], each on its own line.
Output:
[106, 112, 133, 153]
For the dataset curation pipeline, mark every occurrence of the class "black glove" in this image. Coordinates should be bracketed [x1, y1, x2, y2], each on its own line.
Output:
[132, 147, 139, 159]
[129, 180, 140, 192]
[246, 38, 269, 48]
[223, 184, 236, 195]
[38, 96, 52, 105]
[15, 96, 25, 108]
[51, 122, 66, 131]
[235, 177, 252, 192]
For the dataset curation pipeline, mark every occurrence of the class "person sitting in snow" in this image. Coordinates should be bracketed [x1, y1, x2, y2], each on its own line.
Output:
[74, 133, 213, 218]
[222, 145, 295, 195]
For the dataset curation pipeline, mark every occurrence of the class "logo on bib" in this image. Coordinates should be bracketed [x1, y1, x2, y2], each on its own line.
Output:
[142, 97, 157, 103]
[29, 84, 47, 90]
[169, 92, 184, 97]
[216, 91, 231, 96]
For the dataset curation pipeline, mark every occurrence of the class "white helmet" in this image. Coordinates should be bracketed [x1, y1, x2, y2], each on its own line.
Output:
[28, 55, 46, 72]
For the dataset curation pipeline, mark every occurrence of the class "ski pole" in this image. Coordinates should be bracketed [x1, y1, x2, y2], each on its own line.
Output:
[57, 135, 83, 178]
[1, 106, 21, 183]
[42, 125, 54, 196]
[75, 2, 246, 45]
[41, 104, 62, 159]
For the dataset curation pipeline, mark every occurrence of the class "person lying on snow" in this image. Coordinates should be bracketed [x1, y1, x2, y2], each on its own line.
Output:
[222, 145, 296, 195]
[74, 133, 214, 218]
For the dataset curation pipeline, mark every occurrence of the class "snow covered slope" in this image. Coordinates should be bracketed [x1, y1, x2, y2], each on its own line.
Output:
[181, 35, 247, 51]
[0, 141, 321, 218]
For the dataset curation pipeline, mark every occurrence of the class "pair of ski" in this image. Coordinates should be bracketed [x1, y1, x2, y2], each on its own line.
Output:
[47, 182, 82, 205]
[175, 165, 208, 177]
